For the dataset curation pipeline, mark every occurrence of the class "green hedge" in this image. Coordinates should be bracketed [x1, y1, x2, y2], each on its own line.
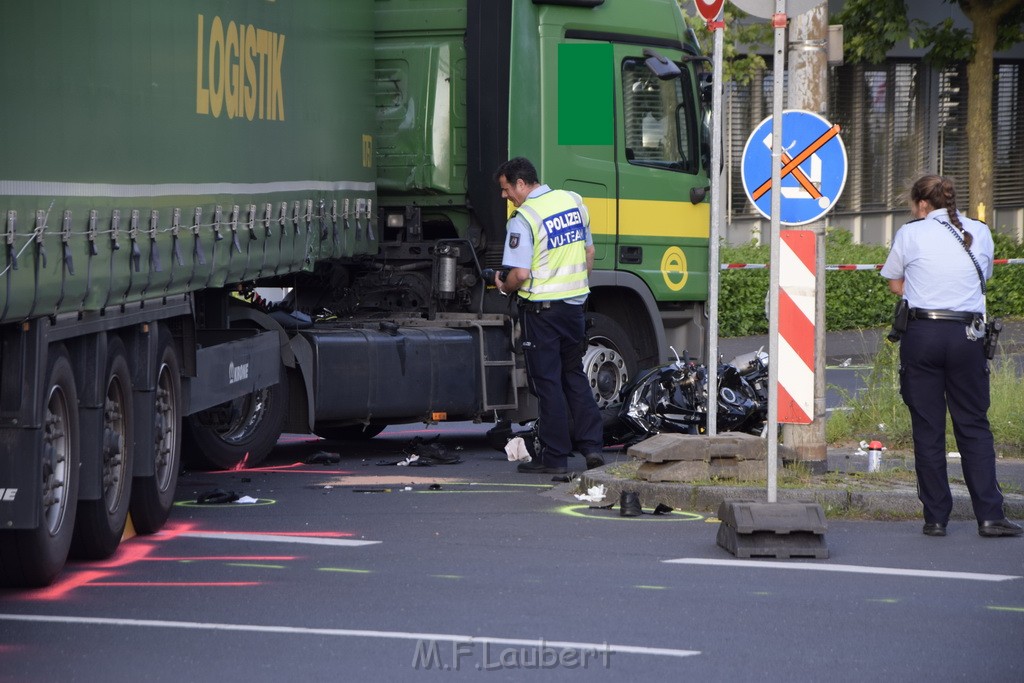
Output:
[718, 228, 1024, 338]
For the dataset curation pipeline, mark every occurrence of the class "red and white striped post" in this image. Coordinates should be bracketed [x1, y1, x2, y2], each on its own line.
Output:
[777, 229, 815, 424]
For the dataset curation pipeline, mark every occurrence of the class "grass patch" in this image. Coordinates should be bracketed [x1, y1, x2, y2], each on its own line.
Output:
[826, 337, 1024, 457]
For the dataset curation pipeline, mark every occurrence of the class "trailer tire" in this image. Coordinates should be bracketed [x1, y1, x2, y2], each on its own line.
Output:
[314, 423, 387, 442]
[584, 313, 638, 408]
[130, 328, 182, 534]
[183, 381, 288, 470]
[72, 338, 134, 560]
[0, 345, 80, 587]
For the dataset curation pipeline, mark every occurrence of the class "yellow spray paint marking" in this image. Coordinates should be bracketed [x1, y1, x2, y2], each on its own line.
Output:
[556, 504, 703, 522]
[634, 585, 669, 590]
[661, 247, 689, 291]
[988, 606, 1024, 613]
[318, 568, 372, 574]
[226, 563, 286, 570]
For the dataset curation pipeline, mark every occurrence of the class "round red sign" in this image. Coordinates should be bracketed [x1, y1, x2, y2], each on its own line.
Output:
[693, 0, 725, 21]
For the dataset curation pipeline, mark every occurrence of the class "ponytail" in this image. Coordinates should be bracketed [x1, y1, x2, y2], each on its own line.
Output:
[911, 174, 972, 248]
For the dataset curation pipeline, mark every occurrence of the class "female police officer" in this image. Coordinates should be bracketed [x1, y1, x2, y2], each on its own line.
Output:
[881, 175, 1021, 538]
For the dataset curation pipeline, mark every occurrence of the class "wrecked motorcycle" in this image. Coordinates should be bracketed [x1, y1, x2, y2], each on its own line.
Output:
[602, 348, 769, 447]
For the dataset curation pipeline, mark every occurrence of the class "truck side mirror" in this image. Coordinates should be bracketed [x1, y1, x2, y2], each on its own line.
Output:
[699, 73, 713, 106]
[643, 48, 681, 80]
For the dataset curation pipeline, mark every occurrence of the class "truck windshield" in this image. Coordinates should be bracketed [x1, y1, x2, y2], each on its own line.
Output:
[622, 58, 698, 174]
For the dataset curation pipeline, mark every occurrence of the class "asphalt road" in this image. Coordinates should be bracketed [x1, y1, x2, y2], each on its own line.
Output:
[1, 424, 1022, 681]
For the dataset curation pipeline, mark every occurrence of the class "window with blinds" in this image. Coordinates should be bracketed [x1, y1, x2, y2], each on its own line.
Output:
[993, 62, 1023, 207]
[725, 70, 775, 216]
[725, 58, 1023, 220]
[827, 61, 925, 211]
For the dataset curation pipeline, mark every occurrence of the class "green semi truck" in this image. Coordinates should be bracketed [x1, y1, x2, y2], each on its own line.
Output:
[0, 0, 711, 586]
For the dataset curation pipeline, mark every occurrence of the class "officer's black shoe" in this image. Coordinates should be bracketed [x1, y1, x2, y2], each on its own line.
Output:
[584, 452, 605, 470]
[516, 459, 568, 475]
[922, 522, 947, 537]
[978, 518, 1023, 537]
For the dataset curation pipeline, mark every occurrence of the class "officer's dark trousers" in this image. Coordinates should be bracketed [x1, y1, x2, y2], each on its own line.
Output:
[520, 300, 603, 467]
[899, 319, 1005, 524]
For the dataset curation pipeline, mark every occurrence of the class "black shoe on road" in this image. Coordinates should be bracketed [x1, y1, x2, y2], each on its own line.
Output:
[517, 460, 568, 475]
[978, 518, 1023, 537]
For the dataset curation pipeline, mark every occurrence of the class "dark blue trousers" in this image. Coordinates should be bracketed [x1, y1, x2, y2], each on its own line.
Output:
[899, 319, 1005, 524]
[519, 300, 603, 467]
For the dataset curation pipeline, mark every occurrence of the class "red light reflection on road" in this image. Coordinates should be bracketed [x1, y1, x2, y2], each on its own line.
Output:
[17, 521, 367, 601]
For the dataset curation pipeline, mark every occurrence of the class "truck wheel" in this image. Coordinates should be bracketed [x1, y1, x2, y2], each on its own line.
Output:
[72, 338, 134, 560]
[584, 313, 638, 408]
[314, 423, 387, 441]
[130, 329, 182, 534]
[0, 345, 80, 587]
[183, 381, 288, 470]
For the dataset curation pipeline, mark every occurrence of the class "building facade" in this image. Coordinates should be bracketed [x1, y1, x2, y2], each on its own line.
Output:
[721, 0, 1023, 245]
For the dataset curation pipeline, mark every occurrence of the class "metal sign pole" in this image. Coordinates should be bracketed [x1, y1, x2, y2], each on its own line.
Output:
[766, 0, 787, 503]
[706, 10, 725, 436]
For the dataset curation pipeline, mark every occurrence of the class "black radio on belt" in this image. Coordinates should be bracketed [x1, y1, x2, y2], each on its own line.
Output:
[984, 318, 1003, 360]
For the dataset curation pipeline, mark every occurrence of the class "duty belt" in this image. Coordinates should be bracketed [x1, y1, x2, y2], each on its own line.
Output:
[517, 298, 574, 314]
[909, 308, 981, 324]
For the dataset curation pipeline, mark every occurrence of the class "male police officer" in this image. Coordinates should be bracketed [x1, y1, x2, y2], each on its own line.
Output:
[493, 157, 605, 474]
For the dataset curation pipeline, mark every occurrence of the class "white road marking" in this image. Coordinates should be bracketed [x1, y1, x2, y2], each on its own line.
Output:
[178, 532, 380, 547]
[0, 614, 700, 658]
[664, 558, 1021, 582]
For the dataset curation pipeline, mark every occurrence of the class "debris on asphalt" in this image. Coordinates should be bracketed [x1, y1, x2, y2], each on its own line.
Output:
[652, 503, 674, 515]
[196, 488, 241, 504]
[306, 451, 342, 465]
[504, 436, 531, 462]
[233, 495, 259, 504]
[352, 488, 391, 493]
[574, 484, 607, 503]
[378, 438, 463, 466]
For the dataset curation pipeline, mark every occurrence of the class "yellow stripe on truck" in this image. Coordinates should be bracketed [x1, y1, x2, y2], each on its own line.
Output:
[583, 197, 710, 239]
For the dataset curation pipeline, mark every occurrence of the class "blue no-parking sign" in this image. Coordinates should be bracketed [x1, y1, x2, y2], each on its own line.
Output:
[740, 110, 847, 226]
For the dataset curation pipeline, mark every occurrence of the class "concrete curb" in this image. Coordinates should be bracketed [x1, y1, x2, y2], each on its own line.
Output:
[576, 461, 1024, 521]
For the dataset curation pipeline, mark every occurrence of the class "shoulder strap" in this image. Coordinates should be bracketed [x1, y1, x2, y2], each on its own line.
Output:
[937, 218, 986, 295]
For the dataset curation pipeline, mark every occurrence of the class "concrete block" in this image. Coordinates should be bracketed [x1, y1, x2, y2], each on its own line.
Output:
[635, 457, 777, 482]
[628, 432, 769, 464]
[717, 500, 827, 534]
[628, 433, 709, 463]
[716, 525, 829, 559]
[716, 500, 829, 559]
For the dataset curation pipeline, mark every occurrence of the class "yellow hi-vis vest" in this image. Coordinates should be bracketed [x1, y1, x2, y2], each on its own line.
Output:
[514, 189, 591, 301]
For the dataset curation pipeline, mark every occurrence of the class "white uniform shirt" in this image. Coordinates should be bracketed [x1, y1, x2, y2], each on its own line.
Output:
[881, 209, 993, 313]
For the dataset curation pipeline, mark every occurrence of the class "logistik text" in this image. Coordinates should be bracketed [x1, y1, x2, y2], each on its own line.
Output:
[196, 14, 285, 121]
